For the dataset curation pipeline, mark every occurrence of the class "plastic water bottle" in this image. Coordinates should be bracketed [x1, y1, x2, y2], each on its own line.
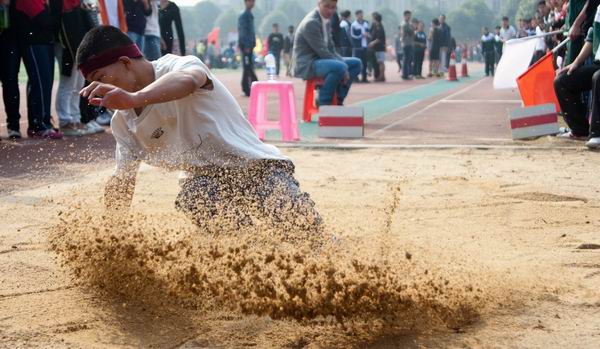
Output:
[265, 52, 276, 80]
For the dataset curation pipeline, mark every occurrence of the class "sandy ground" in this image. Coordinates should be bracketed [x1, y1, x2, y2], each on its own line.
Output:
[1, 147, 600, 348]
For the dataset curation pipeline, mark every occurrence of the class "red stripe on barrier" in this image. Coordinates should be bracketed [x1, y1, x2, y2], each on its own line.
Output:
[319, 117, 364, 127]
[510, 114, 557, 129]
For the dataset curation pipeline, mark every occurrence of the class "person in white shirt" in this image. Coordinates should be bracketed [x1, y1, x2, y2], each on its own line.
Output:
[75, 26, 323, 237]
[144, 0, 161, 60]
[350, 10, 369, 82]
[499, 16, 517, 42]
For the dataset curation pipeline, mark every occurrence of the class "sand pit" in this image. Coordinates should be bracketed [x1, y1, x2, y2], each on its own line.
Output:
[2, 148, 600, 348]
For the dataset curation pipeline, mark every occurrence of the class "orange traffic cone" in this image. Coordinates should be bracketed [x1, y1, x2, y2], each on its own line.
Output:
[447, 52, 458, 81]
[461, 51, 469, 77]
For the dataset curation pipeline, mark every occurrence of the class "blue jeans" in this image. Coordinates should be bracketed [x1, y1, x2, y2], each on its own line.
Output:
[128, 32, 145, 52]
[313, 57, 362, 105]
[402, 45, 414, 79]
[22, 44, 54, 131]
[144, 34, 161, 61]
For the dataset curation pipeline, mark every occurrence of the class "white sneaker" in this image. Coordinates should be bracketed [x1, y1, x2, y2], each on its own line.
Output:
[556, 131, 587, 141]
[586, 137, 600, 149]
[84, 120, 105, 134]
[96, 112, 112, 126]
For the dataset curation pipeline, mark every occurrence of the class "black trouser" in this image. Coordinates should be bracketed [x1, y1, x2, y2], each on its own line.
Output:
[369, 48, 379, 80]
[402, 45, 413, 79]
[396, 52, 402, 71]
[413, 46, 425, 77]
[175, 160, 323, 241]
[352, 47, 368, 81]
[554, 63, 600, 138]
[22, 44, 54, 131]
[0, 39, 22, 132]
[273, 51, 281, 75]
[340, 46, 352, 57]
[484, 51, 495, 76]
[241, 50, 258, 96]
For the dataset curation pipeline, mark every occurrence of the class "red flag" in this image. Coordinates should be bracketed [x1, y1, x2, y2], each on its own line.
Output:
[516, 52, 561, 112]
[207, 27, 220, 52]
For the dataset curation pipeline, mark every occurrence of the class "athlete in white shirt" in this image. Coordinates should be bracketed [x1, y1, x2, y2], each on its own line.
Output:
[76, 26, 322, 236]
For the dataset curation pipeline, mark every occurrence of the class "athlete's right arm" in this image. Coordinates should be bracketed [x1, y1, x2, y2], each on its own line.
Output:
[104, 138, 141, 210]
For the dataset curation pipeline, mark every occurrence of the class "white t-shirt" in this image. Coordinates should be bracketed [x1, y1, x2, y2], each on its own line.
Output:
[111, 54, 286, 179]
[103, 0, 120, 28]
[144, 0, 160, 37]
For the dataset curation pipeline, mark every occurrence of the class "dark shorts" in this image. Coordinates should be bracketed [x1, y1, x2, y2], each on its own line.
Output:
[175, 160, 323, 239]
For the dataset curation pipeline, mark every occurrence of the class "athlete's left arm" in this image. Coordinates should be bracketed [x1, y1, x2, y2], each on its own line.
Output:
[82, 69, 211, 110]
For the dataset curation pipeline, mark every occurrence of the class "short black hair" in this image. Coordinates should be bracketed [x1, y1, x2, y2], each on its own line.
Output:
[76, 26, 134, 67]
[538, 0, 546, 6]
[372, 12, 382, 22]
[341, 10, 351, 18]
[432, 18, 440, 25]
[502, 16, 509, 21]
[404, 10, 411, 16]
[355, 9, 363, 15]
[495, 25, 501, 29]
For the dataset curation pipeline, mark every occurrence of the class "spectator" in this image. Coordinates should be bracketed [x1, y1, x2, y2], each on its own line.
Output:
[401, 10, 414, 80]
[554, 25, 600, 149]
[394, 25, 402, 73]
[283, 25, 294, 76]
[481, 27, 495, 77]
[517, 19, 529, 38]
[339, 10, 352, 57]
[532, 15, 547, 63]
[55, 0, 98, 136]
[428, 18, 442, 77]
[413, 21, 426, 79]
[500, 16, 516, 42]
[238, 0, 257, 97]
[439, 14, 451, 72]
[97, 0, 127, 32]
[159, 0, 185, 56]
[15, 0, 63, 139]
[144, 0, 161, 60]
[565, 0, 600, 65]
[292, 0, 362, 106]
[493, 26, 502, 63]
[368, 11, 385, 82]
[351, 9, 369, 83]
[0, 0, 22, 139]
[124, 0, 151, 52]
[267, 23, 284, 76]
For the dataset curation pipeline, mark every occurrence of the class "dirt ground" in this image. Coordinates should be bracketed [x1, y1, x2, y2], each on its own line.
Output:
[1, 147, 600, 348]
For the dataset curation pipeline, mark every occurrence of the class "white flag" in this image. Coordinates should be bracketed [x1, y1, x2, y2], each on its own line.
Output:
[493, 38, 538, 89]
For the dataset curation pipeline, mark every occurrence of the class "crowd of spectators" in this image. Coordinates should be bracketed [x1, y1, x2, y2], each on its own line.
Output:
[0, 0, 186, 141]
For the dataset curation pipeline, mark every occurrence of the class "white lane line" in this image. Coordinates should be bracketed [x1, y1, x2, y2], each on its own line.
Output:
[275, 143, 582, 150]
[440, 99, 522, 104]
[369, 77, 488, 137]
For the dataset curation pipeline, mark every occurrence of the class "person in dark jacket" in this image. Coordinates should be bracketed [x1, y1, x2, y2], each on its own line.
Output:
[55, 0, 100, 136]
[413, 21, 427, 79]
[439, 14, 451, 72]
[368, 11, 385, 81]
[283, 25, 294, 76]
[15, 0, 63, 139]
[339, 10, 352, 57]
[267, 22, 284, 75]
[238, 0, 257, 97]
[124, 0, 151, 51]
[159, 0, 185, 55]
[481, 27, 496, 77]
[0, 0, 23, 139]
[401, 10, 414, 80]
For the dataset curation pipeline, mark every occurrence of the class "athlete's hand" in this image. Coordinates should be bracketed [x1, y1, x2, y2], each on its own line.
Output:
[80, 82, 140, 110]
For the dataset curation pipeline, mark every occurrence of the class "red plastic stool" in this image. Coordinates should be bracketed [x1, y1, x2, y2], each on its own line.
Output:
[302, 78, 338, 123]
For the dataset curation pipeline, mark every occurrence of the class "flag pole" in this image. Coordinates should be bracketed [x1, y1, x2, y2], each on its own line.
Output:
[551, 37, 571, 53]
[506, 30, 564, 44]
